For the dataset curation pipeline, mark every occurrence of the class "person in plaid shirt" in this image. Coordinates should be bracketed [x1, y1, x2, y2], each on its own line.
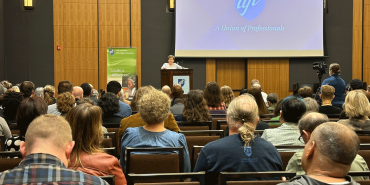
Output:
[0, 115, 108, 185]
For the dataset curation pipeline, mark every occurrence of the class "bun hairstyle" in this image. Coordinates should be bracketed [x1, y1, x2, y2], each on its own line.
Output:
[44, 85, 55, 105]
[227, 94, 259, 147]
[330, 63, 341, 74]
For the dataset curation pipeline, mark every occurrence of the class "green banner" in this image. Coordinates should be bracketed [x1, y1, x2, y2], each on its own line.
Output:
[107, 48, 137, 90]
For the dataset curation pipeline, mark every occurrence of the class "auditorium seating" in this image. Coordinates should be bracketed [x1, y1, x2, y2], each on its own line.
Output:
[102, 147, 116, 156]
[125, 147, 184, 175]
[177, 121, 212, 131]
[218, 171, 296, 185]
[0, 135, 5, 151]
[0, 158, 22, 172]
[107, 128, 121, 157]
[191, 146, 204, 171]
[127, 172, 206, 185]
[100, 175, 115, 185]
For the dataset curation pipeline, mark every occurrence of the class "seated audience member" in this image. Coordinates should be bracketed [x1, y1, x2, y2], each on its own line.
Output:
[47, 80, 73, 115]
[204, 82, 226, 112]
[0, 91, 24, 124]
[248, 87, 268, 115]
[76, 97, 95, 106]
[120, 89, 190, 173]
[286, 112, 368, 180]
[162, 85, 172, 99]
[19, 81, 35, 98]
[171, 84, 184, 106]
[0, 80, 12, 89]
[350, 79, 364, 90]
[338, 90, 370, 130]
[194, 94, 283, 185]
[81, 82, 93, 101]
[0, 115, 108, 185]
[271, 99, 284, 121]
[279, 122, 361, 185]
[66, 104, 126, 184]
[125, 76, 137, 99]
[303, 97, 319, 113]
[319, 85, 343, 114]
[118, 86, 179, 138]
[57, 92, 75, 117]
[298, 86, 313, 98]
[175, 90, 210, 122]
[170, 98, 185, 116]
[5, 97, 47, 152]
[0, 117, 11, 140]
[367, 85, 370, 96]
[220, 85, 234, 108]
[44, 85, 56, 105]
[267, 93, 278, 112]
[11, 86, 20, 92]
[261, 96, 306, 150]
[72, 86, 84, 101]
[98, 92, 124, 124]
[91, 89, 99, 104]
[0, 83, 7, 97]
[34, 87, 45, 99]
[106, 81, 132, 117]
[239, 88, 248, 96]
[251, 79, 268, 106]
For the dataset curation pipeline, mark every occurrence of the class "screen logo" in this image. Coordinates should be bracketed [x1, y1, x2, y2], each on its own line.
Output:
[235, 0, 265, 21]
[178, 79, 186, 87]
[109, 49, 115, 55]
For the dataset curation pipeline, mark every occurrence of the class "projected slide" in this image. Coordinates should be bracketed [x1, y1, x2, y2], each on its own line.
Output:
[175, 0, 324, 57]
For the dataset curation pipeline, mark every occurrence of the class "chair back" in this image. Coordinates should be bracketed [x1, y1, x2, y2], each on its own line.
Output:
[104, 132, 117, 149]
[128, 172, 206, 185]
[226, 181, 286, 185]
[107, 128, 121, 158]
[212, 118, 226, 131]
[191, 146, 204, 171]
[179, 130, 224, 137]
[125, 147, 184, 175]
[102, 147, 116, 156]
[101, 138, 113, 148]
[100, 175, 115, 185]
[0, 151, 23, 158]
[278, 151, 297, 170]
[0, 158, 23, 172]
[0, 135, 5, 151]
[219, 171, 296, 185]
[177, 121, 212, 131]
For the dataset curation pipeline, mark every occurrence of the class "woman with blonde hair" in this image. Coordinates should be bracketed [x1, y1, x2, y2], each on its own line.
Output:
[44, 85, 56, 105]
[193, 94, 283, 184]
[66, 103, 127, 185]
[56, 92, 75, 117]
[338, 90, 370, 130]
[220, 85, 234, 108]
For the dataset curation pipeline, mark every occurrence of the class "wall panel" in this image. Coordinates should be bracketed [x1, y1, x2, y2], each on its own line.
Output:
[216, 59, 245, 90]
[363, 0, 370, 83]
[248, 59, 289, 99]
[353, 0, 363, 80]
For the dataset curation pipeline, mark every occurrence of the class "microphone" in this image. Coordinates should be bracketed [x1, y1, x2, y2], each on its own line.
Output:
[176, 60, 184, 69]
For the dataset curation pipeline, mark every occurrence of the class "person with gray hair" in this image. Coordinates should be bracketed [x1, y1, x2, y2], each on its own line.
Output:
[303, 97, 319, 113]
[280, 122, 361, 184]
[0, 83, 7, 97]
[162, 85, 172, 98]
[193, 94, 283, 185]
[34, 87, 45, 99]
[267, 93, 278, 112]
[90, 89, 99, 104]
[72, 86, 83, 101]
[161, 55, 186, 69]
[286, 112, 368, 180]
[126, 76, 136, 98]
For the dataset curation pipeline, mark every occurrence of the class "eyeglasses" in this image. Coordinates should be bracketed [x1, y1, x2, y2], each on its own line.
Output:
[298, 131, 305, 144]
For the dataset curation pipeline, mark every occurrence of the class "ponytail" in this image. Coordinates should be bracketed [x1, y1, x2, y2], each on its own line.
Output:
[238, 121, 255, 147]
[44, 91, 54, 105]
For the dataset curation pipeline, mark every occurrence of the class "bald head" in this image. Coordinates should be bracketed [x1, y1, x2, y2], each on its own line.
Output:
[72, 86, 83, 99]
[311, 122, 360, 165]
[298, 112, 329, 133]
[162, 85, 171, 96]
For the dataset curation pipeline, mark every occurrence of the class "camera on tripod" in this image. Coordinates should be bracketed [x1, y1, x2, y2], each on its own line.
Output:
[313, 61, 327, 75]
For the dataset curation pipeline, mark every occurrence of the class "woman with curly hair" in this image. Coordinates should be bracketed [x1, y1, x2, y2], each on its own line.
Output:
[44, 85, 56, 105]
[120, 89, 190, 173]
[204, 82, 226, 113]
[176, 90, 211, 122]
[98, 92, 123, 124]
[56, 92, 75, 117]
[220, 85, 234, 108]
[67, 103, 127, 185]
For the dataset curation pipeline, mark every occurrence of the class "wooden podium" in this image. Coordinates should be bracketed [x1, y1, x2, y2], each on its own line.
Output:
[161, 69, 193, 92]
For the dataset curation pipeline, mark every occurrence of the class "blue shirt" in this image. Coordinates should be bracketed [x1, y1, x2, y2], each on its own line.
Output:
[193, 134, 283, 185]
[321, 74, 346, 106]
[120, 127, 191, 173]
[0, 153, 108, 185]
[116, 100, 132, 118]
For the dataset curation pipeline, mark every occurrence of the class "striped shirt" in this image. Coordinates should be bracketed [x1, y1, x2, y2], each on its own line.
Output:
[0, 153, 108, 185]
